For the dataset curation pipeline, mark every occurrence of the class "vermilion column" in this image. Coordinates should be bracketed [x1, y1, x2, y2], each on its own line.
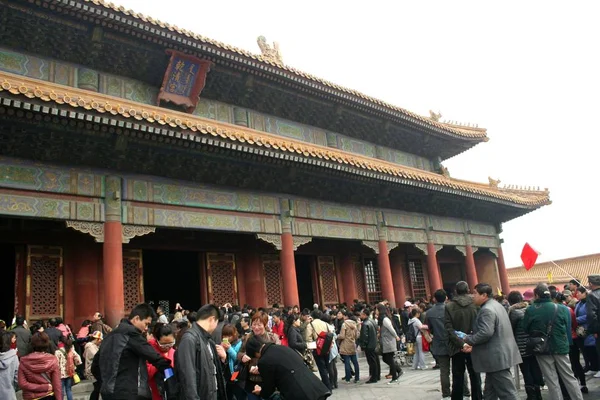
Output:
[377, 240, 396, 306]
[390, 253, 407, 308]
[496, 246, 510, 294]
[426, 242, 443, 293]
[280, 232, 299, 307]
[464, 244, 478, 290]
[103, 221, 124, 327]
[340, 254, 358, 304]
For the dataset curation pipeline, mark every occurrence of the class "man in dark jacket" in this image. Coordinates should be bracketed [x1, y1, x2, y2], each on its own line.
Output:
[359, 308, 380, 383]
[586, 275, 600, 378]
[444, 281, 482, 400]
[175, 304, 227, 400]
[247, 337, 330, 400]
[427, 289, 453, 398]
[45, 318, 63, 346]
[11, 315, 31, 357]
[97, 303, 171, 400]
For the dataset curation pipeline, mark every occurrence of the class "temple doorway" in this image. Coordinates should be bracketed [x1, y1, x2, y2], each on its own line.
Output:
[0, 244, 16, 323]
[440, 262, 465, 299]
[295, 255, 315, 310]
[143, 250, 201, 316]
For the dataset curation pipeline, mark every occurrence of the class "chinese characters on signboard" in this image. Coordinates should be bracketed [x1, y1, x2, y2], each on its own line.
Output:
[157, 50, 212, 113]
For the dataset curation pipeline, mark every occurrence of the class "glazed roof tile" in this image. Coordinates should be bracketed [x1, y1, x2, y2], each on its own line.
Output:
[55, 0, 487, 141]
[0, 70, 550, 208]
[507, 253, 600, 287]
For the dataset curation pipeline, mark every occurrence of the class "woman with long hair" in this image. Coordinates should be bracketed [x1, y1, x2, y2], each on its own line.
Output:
[284, 314, 306, 354]
[55, 336, 82, 400]
[375, 304, 402, 384]
[237, 311, 280, 400]
[0, 332, 19, 400]
[18, 332, 62, 400]
[147, 323, 176, 400]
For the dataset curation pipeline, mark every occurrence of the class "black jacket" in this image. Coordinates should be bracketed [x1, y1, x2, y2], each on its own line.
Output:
[45, 327, 63, 346]
[426, 303, 449, 356]
[359, 319, 377, 351]
[257, 343, 330, 400]
[286, 326, 306, 353]
[97, 320, 169, 400]
[175, 323, 227, 400]
[444, 295, 479, 356]
[508, 302, 531, 357]
[588, 288, 600, 334]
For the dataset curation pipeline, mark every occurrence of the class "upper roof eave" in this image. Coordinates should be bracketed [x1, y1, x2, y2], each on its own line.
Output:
[40, 0, 488, 144]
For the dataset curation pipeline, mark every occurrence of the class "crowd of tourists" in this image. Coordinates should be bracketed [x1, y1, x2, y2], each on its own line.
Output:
[0, 273, 598, 400]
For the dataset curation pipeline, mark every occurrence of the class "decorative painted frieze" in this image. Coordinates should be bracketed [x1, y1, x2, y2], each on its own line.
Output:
[65, 221, 156, 243]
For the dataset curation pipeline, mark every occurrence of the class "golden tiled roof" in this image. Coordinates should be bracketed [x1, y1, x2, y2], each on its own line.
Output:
[507, 253, 600, 287]
[59, 0, 487, 141]
[0, 71, 550, 208]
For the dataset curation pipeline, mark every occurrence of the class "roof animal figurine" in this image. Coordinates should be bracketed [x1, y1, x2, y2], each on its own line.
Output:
[257, 36, 283, 64]
[429, 110, 442, 122]
[488, 177, 501, 188]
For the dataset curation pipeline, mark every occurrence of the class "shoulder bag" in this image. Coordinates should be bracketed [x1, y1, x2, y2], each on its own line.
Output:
[527, 303, 558, 355]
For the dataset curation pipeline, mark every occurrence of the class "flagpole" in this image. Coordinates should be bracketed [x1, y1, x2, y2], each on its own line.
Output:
[549, 261, 582, 286]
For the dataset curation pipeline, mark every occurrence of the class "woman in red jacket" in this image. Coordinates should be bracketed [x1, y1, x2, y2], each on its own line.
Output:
[18, 332, 62, 400]
[147, 323, 175, 400]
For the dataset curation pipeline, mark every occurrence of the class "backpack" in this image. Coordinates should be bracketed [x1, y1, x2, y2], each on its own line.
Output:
[405, 323, 417, 343]
[312, 322, 334, 356]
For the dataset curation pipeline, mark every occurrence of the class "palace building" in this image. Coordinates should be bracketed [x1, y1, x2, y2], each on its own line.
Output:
[0, 0, 551, 327]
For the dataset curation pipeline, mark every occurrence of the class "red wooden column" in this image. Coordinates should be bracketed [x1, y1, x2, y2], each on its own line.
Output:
[340, 254, 358, 304]
[280, 232, 299, 307]
[377, 240, 396, 306]
[496, 246, 511, 294]
[390, 252, 407, 307]
[103, 175, 124, 327]
[464, 244, 478, 290]
[426, 242, 443, 293]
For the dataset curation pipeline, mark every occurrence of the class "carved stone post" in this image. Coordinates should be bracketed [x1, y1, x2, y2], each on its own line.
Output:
[103, 175, 124, 327]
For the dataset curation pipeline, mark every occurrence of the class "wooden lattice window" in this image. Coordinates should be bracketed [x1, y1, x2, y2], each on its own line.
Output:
[207, 253, 238, 306]
[409, 260, 427, 300]
[353, 256, 367, 301]
[123, 250, 144, 314]
[364, 259, 382, 304]
[318, 256, 339, 305]
[28, 246, 63, 320]
[263, 255, 283, 307]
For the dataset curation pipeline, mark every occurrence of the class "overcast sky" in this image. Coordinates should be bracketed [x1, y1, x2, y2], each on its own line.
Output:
[113, 0, 598, 267]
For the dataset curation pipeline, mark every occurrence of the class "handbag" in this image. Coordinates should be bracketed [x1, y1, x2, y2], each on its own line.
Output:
[73, 373, 81, 385]
[295, 348, 315, 370]
[527, 303, 558, 355]
[405, 342, 415, 356]
[422, 330, 433, 344]
[576, 325, 587, 338]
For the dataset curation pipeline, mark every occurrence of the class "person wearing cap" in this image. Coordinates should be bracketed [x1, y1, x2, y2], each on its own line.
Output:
[84, 331, 102, 400]
[523, 289, 535, 303]
[523, 283, 583, 400]
[587, 274, 600, 378]
[400, 301, 412, 336]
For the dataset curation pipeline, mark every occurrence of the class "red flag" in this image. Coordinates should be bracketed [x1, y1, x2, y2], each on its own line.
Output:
[521, 243, 540, 270]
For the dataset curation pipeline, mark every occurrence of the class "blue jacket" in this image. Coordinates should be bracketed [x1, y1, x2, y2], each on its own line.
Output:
[226, 340, 242, 374]
[575, 300, 596, 347]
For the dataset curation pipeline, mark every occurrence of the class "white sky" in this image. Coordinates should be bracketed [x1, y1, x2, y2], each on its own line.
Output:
[113, 0, 598, 268]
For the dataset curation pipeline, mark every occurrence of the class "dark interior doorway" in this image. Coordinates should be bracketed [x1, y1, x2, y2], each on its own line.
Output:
[0, 244, 16, 323]
[295, 255, 315, 311]
[440, 262, 465, 300]
[143, 250, 201, 316]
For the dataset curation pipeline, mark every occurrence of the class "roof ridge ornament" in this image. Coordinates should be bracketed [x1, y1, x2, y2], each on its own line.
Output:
[488, 177, 501, 188]
[257, 36, 283, 64]
[429, 110, 442, 122]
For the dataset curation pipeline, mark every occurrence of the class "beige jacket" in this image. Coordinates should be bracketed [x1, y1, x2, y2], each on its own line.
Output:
[304, 318, 329, 344]
[338, 319, 359, 355]
[83, 342, 100, 381]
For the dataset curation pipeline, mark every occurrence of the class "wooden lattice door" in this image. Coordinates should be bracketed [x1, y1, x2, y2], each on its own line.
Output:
[352, 256, 367, 301]
[207, 253, 238, 306]
[317, 256, 339, 306]
[123, 249, 144, 314]
[262, 254, 283, 307]
[26, 246, 63, 322]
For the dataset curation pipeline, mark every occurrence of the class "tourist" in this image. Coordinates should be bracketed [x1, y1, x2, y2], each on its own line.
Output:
[18, 332, 62, 400]
[463, 283, 521, 399]
[45, 318, 63, 347]
[586, 274, 600, 379]
[401, 302, 412, 335]
[523, 283, 583, 400]
[12, 316, 31, 357]
[508, 290, 544, 400]
[221, 323, 245, 400]
[0, 332, 19, 400]
[338, 311, 359, 383]
[408, 308, 427, 370]
[176, 304, 227, 400]
[96, 303, 171, 400]
[271, 311, 287, 346]
[575, 287, 599, 376]
[321, 313, 339, 389]
[90, 312, 111, 337]
[285, 314, 306, 354]
[237, 310, 280, 399]
[245, 335, 331, 400]
[444, 281, 482, 400]
[426, 289, 456, 399]
[375, 303, 402, 384]
[55, 336, 82, 400]
[359, 308, 380, 383]
[303, 310, 332, 390]
[83, 331, 102, 400]
[147, 323, 175, 400]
